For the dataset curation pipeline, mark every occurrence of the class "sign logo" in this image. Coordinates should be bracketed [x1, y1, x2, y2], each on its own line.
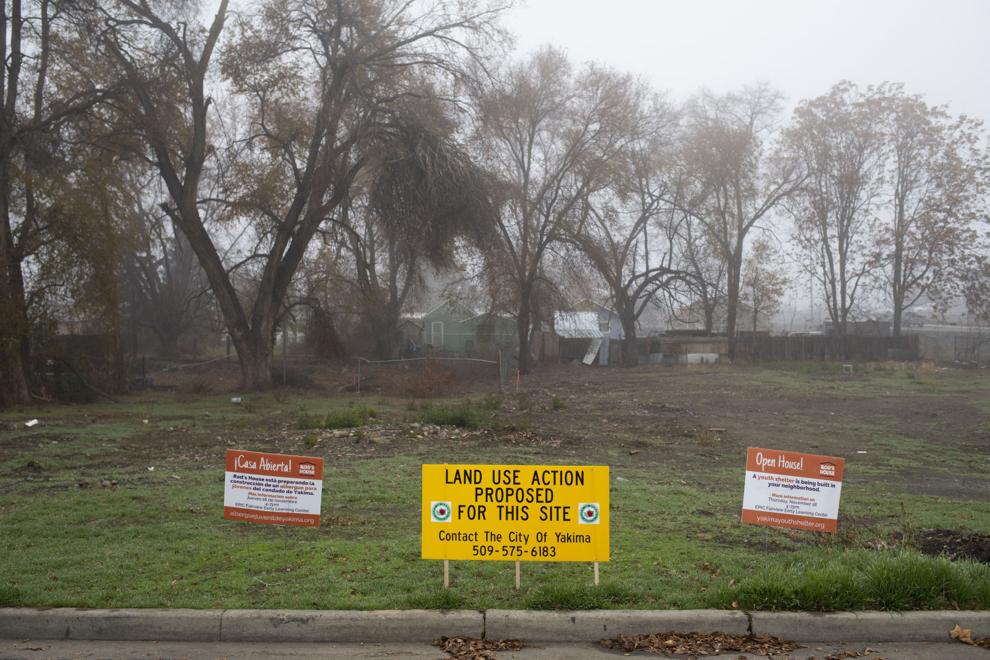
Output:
[578, 502, 600, 525]
[819, 462, 836, 477]
[299, 462, 316, 476]
[431, 501, 452, 523]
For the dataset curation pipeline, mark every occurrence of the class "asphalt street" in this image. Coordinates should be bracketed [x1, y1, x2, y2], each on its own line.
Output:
[0, 639, 986, 659]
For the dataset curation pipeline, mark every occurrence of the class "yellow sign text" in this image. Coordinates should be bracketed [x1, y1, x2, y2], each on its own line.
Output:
[421, 464, 609, 562]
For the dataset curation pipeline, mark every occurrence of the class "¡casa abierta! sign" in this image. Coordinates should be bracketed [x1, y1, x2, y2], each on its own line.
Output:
[421, 464, 610, 562]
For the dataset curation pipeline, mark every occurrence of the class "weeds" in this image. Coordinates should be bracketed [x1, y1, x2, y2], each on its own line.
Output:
[418, 401, 492, 429]
[0, 585, 24, 607]
[710, 549, 990, 611]
[405, 587, 467, 610]
[297, 405, 378, 430]
[525, 584, 637, 610]
[478, 393, 503, 411]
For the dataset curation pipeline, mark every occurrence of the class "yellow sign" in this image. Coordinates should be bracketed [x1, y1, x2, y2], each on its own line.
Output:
[421, 464, 609, 562]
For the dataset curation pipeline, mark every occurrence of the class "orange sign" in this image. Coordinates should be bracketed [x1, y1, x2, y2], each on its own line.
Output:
[223, 449, 324, 527]
[741, 447, 844, 533]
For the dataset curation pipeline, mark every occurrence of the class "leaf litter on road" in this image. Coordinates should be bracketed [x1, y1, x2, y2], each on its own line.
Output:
[434, 636, 524, 659]
[599, 631, 799, 656]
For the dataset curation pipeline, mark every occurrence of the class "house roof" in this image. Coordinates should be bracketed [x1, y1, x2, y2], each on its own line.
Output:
[569, 299, 615, 316]
[405, 300, 477, 323]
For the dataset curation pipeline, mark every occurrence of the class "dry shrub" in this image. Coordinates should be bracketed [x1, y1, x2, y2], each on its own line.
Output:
[378, 363, 461, 397]
[176, 377, 211, 395]
[272, 365, 317, 389]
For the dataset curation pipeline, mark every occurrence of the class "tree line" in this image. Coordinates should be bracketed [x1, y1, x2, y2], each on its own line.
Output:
[1, 0, 988, 405]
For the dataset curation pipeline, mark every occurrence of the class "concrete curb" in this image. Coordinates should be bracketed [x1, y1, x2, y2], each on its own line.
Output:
[0, 608, 986, 643]
[486, 609, 749, 642]
[749, 610, 990, 642]
[0, 609, 222, 642]
[220, 609, 482, 642]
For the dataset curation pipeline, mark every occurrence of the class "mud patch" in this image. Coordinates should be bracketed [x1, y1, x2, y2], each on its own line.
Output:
[913, 528, 990, 564]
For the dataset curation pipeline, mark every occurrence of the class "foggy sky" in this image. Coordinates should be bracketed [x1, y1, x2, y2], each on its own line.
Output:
[505, 0, 990, 126]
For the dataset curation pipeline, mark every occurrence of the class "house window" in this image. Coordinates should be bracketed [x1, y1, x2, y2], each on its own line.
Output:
[431, 321, 444, 347]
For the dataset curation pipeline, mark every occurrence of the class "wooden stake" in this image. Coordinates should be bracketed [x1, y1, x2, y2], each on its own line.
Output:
[593, 561, 600, 586]
[443, 560, 449, 589]
[515, 561, 521, 590]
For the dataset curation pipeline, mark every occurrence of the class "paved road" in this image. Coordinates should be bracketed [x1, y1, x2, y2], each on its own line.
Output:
[0, 639, 985, 659]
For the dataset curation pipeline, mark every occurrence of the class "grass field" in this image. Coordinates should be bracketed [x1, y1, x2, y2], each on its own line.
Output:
[1, 362, 988, 611]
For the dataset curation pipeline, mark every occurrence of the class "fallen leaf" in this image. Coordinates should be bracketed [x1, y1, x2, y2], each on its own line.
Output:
[950, 623, 974, 645]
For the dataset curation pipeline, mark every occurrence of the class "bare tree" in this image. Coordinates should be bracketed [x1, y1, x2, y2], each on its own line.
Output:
[473, 48, 641, 373]
[786, 82, 887, 337]
[338, 103, 494, 358]
[741, 237, 788, 332]
[679, 85, 804, 355]
[124, 195, 212, 358]
[677, 213, 726, 334]
[0, 0, 111, 404]
[569, 98, 691, 365]
[874, 84, 989, 336]
[98, 0, 505, 389]
[963, 251, 990, 324]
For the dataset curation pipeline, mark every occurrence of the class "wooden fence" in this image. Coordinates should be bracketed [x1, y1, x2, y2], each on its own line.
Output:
[733, 334, 919, 362]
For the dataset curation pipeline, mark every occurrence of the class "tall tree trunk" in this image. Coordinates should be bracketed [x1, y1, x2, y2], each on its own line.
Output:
[891, 249, 904, 338]
[619, 310, 638, 367]
[0, 169, 32, 405]
[703, 299, 715, 334]
[0, 335, 31, 405]
[235, 333, 274, 390]
[0, 267, 32, 405]
[517, 286, 532, 375]
[155, 326, 181, 359]
[725, 255, 741, 359]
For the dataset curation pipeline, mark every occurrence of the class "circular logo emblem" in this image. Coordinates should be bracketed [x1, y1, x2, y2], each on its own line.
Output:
[579, 503, 600, 524]
[432, 502, 451, 522]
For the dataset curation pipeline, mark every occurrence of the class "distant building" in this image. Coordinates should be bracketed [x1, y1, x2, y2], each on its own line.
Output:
[553, 300, 622, 365]
[402, 301, 515, 357]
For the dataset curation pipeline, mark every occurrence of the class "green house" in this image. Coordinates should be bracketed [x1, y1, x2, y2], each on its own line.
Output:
[409, 302, 516, 357]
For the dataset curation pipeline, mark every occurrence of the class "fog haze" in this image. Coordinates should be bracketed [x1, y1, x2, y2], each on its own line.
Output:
[506, 0, 990, 124]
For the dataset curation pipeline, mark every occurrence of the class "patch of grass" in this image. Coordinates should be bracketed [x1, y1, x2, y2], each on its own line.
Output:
[296, 415, 325, 430]
[297, 405, 378, 430]
[478, 393, 503, 412]
[404, 587, 467, 610]
[303, 434, 319, 448]
[324, 406, 376, 429]
[1, 369, 987, 611]
[710, 549, 990, 611]
[550, 395, 565, 411]
[0, 585, 25, 606]
[525, 583, 638, 610]
[418, 402, 492, 429]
